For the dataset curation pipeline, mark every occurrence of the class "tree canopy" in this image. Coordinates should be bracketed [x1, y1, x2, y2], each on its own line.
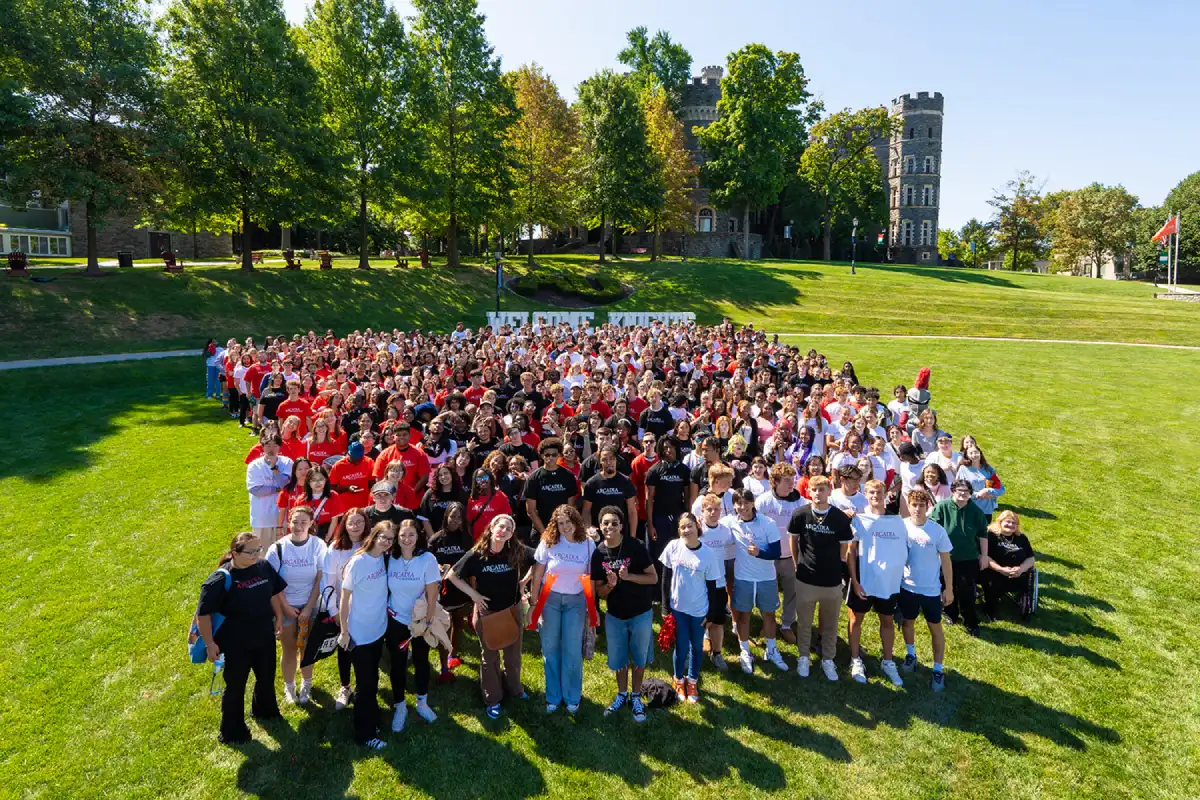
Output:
[617, 27, 692, 112]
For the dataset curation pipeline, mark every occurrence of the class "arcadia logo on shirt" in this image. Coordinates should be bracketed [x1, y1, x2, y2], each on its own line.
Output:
[235, 578, 268, 590]
[541, 483, 568, 493]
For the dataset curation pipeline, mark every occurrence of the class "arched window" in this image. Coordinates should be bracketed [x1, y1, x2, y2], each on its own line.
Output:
[698, 208, 713, 232]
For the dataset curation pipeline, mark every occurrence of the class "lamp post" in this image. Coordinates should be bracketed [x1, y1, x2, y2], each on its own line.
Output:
[851, 217, 859, 275]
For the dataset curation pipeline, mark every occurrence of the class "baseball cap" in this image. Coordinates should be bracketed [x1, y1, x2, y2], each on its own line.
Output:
[348, 442, 365, 460]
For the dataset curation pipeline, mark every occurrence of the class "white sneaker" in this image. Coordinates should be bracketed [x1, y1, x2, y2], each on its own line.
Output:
[821, 659, 839, 682]
[334, 685, 353, 710]
[765, 648, 788, 672]
[391, 703, 408, 732]
[881, 659, 904, 687]
[415, 700, 437, 723]
[739, 650, 754, 674]
[297, 681, 312, 705]
[364, 737, 387, 751]
[797, 656, 810, 678]
[850, 658, 867, 684]
[284, 683, 298, 704]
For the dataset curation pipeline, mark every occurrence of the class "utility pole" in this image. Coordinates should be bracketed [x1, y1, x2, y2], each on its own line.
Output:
[851, 217, 858, 275]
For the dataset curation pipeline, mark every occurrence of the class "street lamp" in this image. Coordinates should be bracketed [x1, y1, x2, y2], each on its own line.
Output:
[494, 248, 503, 313]
[851, 217, 859, 275]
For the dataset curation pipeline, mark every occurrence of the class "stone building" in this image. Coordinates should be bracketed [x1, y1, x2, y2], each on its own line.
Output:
[70, 202, 231, 260]
[876, 91, 944, 264]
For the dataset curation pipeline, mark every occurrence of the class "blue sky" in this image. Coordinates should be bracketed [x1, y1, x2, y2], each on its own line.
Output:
[282, 0, 1199, 229]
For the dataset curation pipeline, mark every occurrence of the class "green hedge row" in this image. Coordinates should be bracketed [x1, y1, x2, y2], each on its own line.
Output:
[511, 270, 626, 304]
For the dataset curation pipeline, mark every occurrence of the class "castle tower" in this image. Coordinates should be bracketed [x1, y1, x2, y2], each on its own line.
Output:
[885, 92, 943, 264]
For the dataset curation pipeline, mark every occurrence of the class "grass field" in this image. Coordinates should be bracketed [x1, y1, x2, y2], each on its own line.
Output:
[4, 254, 1199, 361]
[3, 336, 1198, 799]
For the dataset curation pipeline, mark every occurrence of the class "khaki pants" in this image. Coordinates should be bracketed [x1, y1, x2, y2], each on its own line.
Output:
[477, 605, 523, 706]
[252, 527, 281, 548]
[796, 581, 843, 661]
[776, 558, 798, 628]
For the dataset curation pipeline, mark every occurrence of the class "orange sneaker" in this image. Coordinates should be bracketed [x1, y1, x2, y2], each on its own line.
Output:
[673, 678, 686, 702]
[686, 679, 699, 704]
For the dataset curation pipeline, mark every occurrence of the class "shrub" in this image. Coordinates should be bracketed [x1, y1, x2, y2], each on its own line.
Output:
[511, 270, 626, 304]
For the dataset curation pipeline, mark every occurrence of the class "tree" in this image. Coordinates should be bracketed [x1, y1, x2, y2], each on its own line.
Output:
[506, 63, 578, 265]
[410, 0, 515, 269]
[641, 85, 696, 261]
[161, 0, 338, 271]
[616, 26, 692, 112]
[797, 106, 896, 262]
[1161, 171, 1200, 277]
[1, 0, 160, 274]
[1044, 183, 1138, 277]
[695, 44, 820, 260]
[988, 170, 1046, 271]
[574, 70, 660, 264]
[299, 0, 418, 269]
[959, 218, 995, 267]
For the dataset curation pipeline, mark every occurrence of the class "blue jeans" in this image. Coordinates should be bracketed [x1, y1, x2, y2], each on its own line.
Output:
[540, 590, 586, 706]
[605, 609, 654, 672]
[206, 365, 222, 399]
[671, 609, 705, 682]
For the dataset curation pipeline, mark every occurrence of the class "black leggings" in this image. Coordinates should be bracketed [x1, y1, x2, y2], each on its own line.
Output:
[386, 618, 431, 702]
[350, 637, 384, 743]
[984, 569, 1036, 617]
[338, 645, 353, 686]
[945, 559, 980, 627]
[238, 392, 252, 425]
[221, 640, 279, 739]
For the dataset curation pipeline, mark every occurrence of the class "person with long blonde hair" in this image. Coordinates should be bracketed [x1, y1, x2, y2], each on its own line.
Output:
[983, 510, 1036, 619]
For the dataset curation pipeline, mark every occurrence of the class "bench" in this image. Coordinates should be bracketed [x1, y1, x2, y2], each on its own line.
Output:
[630, 247, 648, 255]
[251, 251, 264, 265]
[162, 251, 183, 274]
[318, 251, 333, 270]
[6, 251, 29, 277]
[284, 249, 302, 270]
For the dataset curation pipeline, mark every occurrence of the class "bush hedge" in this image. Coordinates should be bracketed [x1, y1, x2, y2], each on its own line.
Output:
[511, 270, 626, 304]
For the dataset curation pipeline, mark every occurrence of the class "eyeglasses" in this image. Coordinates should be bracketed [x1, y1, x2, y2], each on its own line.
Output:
[237, 546, 264, 555]
[377, 536, 396, 543]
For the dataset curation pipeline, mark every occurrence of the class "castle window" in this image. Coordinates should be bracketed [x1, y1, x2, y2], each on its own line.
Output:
[921, 186, 931, 206]
[930, 187, 937, 206]
[728, 218, 736, 234]
[904, 186, 914, 207]
[908, 128, 914, 139]
[928, 127, 933, 138]
[920, 220, 932, 246]
[698, 208, 713, 233]
[904, 156, 914, 174]
[923, 156, 932, 174]
[891, 188, 897, 208]
[921, 251, 931, 261]
[901, 221, 913, 246]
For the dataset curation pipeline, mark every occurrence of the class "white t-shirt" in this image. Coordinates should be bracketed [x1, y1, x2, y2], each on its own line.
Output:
[690, 491, 735, 523]
[902, 518, 953, 597]
[660, 538, 724, 617]
[898, 461, 924, 492]
[386, 551, 441, 625]
[342, 552, 389, 644]
[724, 512, 780, 583]
[742, 475, 770, 498]
[830, 489, 868, 516]
[246, 456, 293, 528]
[851, 513, 909, 599]
[755, 490, 808, 559]
[320, 546, 356, 616]
[266, 535, 328, 608]
[699, 518, 737, 561]
[535, 537, 595, 596]
[924, 450, 963, 474]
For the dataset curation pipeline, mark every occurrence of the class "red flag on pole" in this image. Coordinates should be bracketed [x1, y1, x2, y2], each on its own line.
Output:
[1152, 214, 1179, 244]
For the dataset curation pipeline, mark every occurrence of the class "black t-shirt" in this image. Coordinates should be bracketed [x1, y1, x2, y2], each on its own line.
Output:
[429, 528, 474, 607]
[498, 441, 538, 465]
[454, 544, 535, 611]
[197, 560, 286, 651]
[788, 505, 853, 587]
[498, 474, 531, 527]
[418, 488, 464, 536]
[364, 504, 417, 533]
[589, 536, 655, 620]
[676, 438, 695, 462]
[988, 532, 1034, 570]
[580, 450, 632, 484]
[260, 387, 287, 419]
[645, 459, 691, 516]
[583, 472, 636, 532]
[690, 460, 722, 494]
[523, 466, 579, 524]
[638, 405, 674, 438]
[468, 437, 499, 471]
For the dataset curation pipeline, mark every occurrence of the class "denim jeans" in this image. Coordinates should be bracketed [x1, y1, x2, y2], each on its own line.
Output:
[206, 365, 222, 399]
[540, 590, 586, 706]
[671, 608, 705, 682]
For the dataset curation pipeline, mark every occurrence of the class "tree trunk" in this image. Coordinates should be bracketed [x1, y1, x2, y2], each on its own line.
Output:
[743, 206, 751, 260]
[280, 225, 292, 251]
[764, 205, 778, 258]
[599, 213, 606, 264]
[1009, 231, 1020, 271]
[191, 218, 199, 262]
[612, 226, 620, 259]
[357, 187, 370, 270]
[474, 227, 481, 258]
[527, 220, 535, 265]
[241, 206, 254, 271]
[652, 220, 661, 262]
[448, 212, 460, 268]
[83, 197, 100, 276]
[822, 216, 833, 262]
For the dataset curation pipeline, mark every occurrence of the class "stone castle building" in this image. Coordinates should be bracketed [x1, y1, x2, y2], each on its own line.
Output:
[875, 91, 944, 264]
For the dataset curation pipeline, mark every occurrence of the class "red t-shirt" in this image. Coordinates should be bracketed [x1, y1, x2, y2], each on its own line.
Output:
[305, 491, 345, 525]
[467, 491, 512, 541]
[627, 396, 648, 419]
[588, 401, 613, 420]
[243, 364, 269, 398]
[275, 397, 313, 436]
[394, 483, 420, 512]
[630, 453, 658, 520]
[328, 455, 375, 510]
[372, 444, 430, 491]
[464, 385, 486, 405]
[307, 438, 342, 466]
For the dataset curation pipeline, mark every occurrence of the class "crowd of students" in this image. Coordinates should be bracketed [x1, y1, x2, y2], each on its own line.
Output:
[195, 321, 1037, 748]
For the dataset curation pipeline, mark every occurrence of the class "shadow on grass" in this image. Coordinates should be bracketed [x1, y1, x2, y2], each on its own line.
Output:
[1038, 585, 1115, 613]
[856, 263, 1028, 289]
[1035, 552, 1085, 571]
[998, 504, 1059, 521]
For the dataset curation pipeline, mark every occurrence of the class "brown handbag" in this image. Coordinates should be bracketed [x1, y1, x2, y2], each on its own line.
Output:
[477, 604, 520, 651]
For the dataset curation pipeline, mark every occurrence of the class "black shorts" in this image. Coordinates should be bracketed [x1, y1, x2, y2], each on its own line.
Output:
[846, 589, 898, 616]
[898, 588, 943, 624]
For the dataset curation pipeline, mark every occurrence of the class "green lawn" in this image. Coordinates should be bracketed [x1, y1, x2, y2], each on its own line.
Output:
[4, 255, 1199, 361]
[3, 337, 1198, 798]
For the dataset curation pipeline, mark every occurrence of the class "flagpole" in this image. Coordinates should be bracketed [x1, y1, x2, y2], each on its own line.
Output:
[1173, 211, 1181, 293]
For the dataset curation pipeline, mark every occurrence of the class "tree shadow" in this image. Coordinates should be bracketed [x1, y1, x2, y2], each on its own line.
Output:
[1038, 585, 1115, 613]
[856, 263, 1027, 289]
[1035, 552, 1085, 571]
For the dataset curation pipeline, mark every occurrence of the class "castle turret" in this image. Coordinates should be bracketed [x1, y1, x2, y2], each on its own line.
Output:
[885, 91, 943, 264]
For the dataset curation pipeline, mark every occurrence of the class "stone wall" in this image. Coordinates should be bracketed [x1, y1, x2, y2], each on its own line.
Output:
[70, 203, 233, 260]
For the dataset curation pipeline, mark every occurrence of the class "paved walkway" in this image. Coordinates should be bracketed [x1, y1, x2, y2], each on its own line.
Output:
[2, 332, 1197, 372]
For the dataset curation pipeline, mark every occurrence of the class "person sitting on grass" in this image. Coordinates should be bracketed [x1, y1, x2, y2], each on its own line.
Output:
[898, 488, 954, 692]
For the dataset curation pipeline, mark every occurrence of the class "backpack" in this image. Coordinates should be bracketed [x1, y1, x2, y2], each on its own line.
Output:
[188, 569, 232, 664]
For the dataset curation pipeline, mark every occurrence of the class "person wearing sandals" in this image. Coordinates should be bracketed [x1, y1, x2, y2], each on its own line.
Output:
[322, 508, 367, 711]
[591, 505, 657, 723]
[196, 532, 287, 744]
[428, 502, 474, 683]
[338, 521, 396, 750]
[385, 518, 441, 733]
[264, 506, 326, 705]
[529, 504, 595, 714]
[660, 512, 725, 703]
[448, 514, 534, 720]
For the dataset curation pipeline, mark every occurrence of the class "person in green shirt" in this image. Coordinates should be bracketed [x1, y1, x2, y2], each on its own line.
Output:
[929, 479, 989, 635]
